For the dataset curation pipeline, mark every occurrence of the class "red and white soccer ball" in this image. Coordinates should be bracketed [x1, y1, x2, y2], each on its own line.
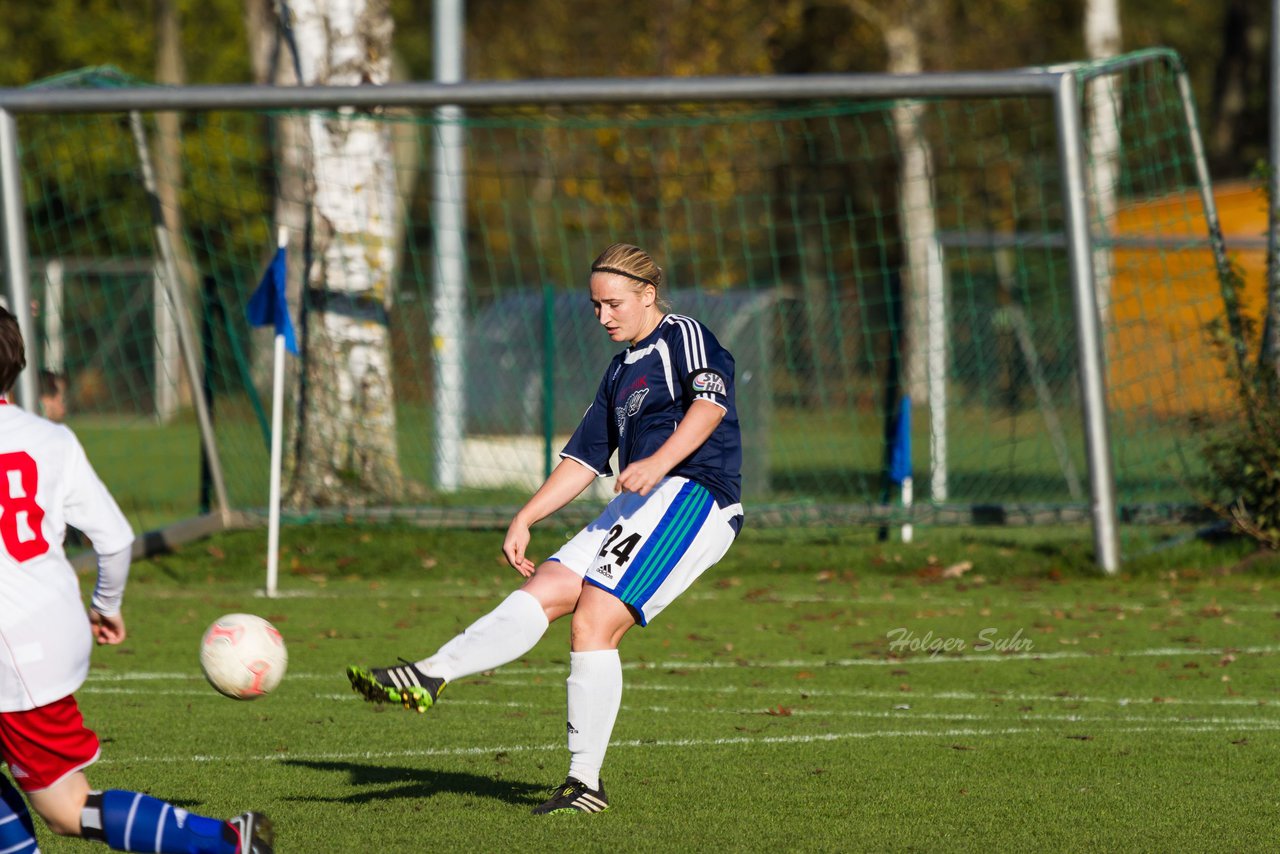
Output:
[199, 613, 288, 700]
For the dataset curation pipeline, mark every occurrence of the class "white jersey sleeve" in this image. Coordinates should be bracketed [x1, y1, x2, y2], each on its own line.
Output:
[0, 404, 134, 711]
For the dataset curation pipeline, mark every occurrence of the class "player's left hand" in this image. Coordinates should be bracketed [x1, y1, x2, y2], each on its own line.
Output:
[616, 457, 668, 497]
[89, 609, 126, 645]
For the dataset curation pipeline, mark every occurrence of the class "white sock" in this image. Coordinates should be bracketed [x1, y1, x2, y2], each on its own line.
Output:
[565, 648, 623, 792]
[416, 590, 549, 682]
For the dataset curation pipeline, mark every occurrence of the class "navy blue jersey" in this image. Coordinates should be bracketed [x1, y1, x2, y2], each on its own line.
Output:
[561, 314, 742, 508]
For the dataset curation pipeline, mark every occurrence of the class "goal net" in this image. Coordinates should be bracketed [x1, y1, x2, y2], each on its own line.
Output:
[3, 50, 1241, 563]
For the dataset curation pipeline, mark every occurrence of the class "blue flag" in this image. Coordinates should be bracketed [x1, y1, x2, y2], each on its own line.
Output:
[246, 246, 299, 355]
[888, 395, 912, 484]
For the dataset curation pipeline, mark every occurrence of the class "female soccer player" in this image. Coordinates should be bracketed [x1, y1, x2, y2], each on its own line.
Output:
[0, 307, 273, 854]
[349, 242, 744, 815]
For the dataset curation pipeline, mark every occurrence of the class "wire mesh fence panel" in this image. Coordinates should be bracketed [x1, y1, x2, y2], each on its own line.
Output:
[7, 52, 1237, 556]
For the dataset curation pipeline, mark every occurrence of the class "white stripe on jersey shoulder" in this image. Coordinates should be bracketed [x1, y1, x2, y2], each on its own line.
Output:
[559, 452, 610, 478]
[623, 337, 675, 400]
[665, 314, 708, 370]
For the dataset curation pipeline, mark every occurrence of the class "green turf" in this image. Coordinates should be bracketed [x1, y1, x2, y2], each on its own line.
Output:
[29, 524, 1280, 851]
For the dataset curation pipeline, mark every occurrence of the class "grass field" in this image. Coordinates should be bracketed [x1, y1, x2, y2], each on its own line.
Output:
[30, 523, 1280, 852]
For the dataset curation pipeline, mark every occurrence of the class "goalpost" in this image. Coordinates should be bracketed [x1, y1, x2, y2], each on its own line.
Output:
[0, 50, 1237, 573]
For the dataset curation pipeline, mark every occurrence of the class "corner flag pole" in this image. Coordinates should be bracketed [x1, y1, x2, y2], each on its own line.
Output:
[264, 226, 289, 599]
[246, 226, 297, 598]
[889, 395, 913, 543]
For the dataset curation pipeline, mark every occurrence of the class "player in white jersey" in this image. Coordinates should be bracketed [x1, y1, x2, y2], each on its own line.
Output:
[349, 243, 744, 815]
[0, 307, 273, 853]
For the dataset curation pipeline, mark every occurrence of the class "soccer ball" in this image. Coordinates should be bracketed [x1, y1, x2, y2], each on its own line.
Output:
[199, 613, 288, 700]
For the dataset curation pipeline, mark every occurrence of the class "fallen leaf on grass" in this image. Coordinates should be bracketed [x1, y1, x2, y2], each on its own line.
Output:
[942, 561, 973, 579]
[950, 744, 975, 751]
[765, 705, 793, 717]
[1066, 734, 1094, 741]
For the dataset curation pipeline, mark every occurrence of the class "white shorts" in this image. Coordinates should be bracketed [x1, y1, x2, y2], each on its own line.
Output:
[549, 476, 743, 626]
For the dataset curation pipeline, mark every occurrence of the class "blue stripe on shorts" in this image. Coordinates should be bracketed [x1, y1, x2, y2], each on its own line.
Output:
[615, 480, 714, 623]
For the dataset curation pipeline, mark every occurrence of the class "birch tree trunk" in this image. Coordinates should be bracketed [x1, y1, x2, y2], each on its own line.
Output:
[1085, 0, 1122, 328]
[154, 0, 195, 415]
[885, 24, 937, 405]
[848, 0, 940, 405]
[276, 0, 412, 506]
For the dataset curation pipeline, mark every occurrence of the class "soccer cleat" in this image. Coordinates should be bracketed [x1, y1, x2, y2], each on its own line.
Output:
[226, 811, 274, 854]
[346, 660, 446, 714]
[530, 777, 610, 815]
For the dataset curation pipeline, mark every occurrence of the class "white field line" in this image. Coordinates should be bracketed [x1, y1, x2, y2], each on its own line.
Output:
[77, 643, 1280, 687]
[92, 722, 1280, 767]
[231, 586, 1280, 614]
[80, 683, 1280, 720]
[309, 696, 1280, 728]
[479, 679, 1277, 708]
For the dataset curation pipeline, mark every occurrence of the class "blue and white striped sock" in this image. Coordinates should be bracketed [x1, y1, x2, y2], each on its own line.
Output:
[82, 790, 233, 854]
[0, 775, 38, 854]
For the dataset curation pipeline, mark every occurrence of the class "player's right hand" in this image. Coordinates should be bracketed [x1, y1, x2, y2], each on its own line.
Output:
[89, 609, 126, 645]
[502, 520, 537, 577]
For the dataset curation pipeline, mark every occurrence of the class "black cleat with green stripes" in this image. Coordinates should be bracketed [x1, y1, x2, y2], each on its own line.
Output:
[346, 661, 446, 714]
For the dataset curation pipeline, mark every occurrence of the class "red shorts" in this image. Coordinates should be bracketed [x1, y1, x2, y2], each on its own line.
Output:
[0, 696, 100, 792]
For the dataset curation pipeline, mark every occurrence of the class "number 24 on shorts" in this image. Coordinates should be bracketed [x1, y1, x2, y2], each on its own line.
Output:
[597, 525, 640, 567]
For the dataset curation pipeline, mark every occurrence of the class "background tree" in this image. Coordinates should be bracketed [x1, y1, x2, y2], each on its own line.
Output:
[271, 0, 413, 507]
[154, 0, 200, 414]
[846, 0, 939, 406]
[1085, 0, 1122, 328]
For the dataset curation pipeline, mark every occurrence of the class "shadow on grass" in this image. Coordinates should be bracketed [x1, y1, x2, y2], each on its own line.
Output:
[279, 759, 545, 806]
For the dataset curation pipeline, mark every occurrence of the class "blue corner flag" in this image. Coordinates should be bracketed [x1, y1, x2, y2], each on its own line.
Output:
[246, 246, 299, 355]
[888, 395, 912, 484]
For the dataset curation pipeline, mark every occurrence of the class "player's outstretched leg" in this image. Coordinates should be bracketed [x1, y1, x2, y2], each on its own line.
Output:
[81, 790, 274, 853]
[346, 661, 446, 714]
[530, 777, 610, 815]
[346, 589, 550, 713]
